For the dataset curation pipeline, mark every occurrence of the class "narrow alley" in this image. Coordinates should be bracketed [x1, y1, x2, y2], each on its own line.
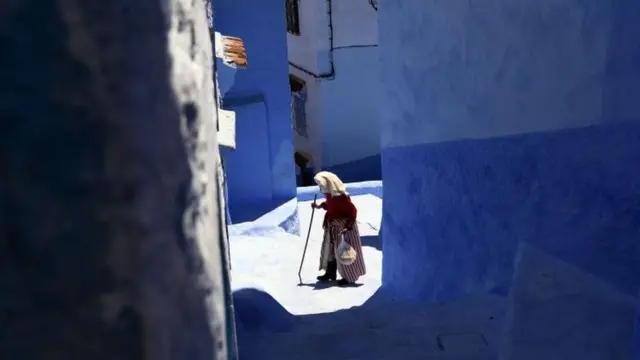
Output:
[230, 189, 506, 360]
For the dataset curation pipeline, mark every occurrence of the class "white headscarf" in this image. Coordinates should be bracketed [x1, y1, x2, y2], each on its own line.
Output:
[313, 171, 348, 196]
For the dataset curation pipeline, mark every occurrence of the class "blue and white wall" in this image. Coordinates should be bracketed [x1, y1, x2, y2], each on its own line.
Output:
[215, 0, 297, 223]
[379, 0, 640, 357]
[288, 0, 382, 182]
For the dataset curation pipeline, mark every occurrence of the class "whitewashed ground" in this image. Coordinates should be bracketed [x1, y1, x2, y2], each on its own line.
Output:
[229, 194, 383, 315]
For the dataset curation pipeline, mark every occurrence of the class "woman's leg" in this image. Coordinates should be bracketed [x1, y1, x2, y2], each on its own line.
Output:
[317, 260, 337, 281]
[317, 230, 337, 281]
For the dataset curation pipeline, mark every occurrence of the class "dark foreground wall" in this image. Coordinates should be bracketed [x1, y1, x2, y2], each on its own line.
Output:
[635, 301, 640, 360]
[0, 0, 229, 359]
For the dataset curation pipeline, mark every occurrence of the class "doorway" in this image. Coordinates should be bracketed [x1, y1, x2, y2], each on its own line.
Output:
[294, 151, 314, 186]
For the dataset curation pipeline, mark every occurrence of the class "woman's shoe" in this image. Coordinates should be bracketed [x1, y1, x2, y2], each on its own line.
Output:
[317, 260, 337, 281]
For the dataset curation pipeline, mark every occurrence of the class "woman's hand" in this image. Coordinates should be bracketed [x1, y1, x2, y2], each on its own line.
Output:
[311, 202, 320, 209]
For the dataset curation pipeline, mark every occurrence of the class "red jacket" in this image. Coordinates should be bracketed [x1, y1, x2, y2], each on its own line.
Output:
[319, 194, 357, 230]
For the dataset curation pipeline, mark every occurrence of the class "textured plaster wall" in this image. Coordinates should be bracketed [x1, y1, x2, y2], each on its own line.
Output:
[379, 0, 640, 150]
[0, 0, 229, 359]
[216, 59, 237, 96]
[379, 0, 640, 298]
[378, 0, 640, 356]
[634, 300, 640, 360]
[285, 0, 323, 73]
[321, 46, 382, 177]
[330, 0, 378, 48]
[214, 0, 297, 223]
[291, 0, 381, 181]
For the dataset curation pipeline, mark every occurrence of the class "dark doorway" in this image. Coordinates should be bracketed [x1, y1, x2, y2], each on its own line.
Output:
[294, 151, 314, 186]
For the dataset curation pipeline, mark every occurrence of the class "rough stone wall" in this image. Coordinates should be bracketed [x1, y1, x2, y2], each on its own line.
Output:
[0, 0, 227, 359]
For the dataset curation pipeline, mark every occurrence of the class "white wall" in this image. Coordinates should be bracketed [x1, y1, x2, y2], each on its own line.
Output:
[286, 0, 327, 74]
[288, 0, 380, 169]
[287, 0, 328, 171]
[331, 0, 378, 48]
[321, 47, 381, 167]
[321, 0, 380, 168]
[287, 0, 378, 75]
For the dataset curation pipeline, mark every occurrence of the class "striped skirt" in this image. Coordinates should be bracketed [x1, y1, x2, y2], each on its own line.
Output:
[319, 219, 367, 283]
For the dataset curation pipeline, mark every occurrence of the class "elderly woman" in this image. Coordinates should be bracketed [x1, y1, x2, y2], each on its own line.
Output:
[311, 171, 366, 286]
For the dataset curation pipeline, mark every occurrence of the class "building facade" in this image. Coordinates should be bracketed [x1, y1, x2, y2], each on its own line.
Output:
[214, 0, 298, 223]
[286, 0, 382, 183]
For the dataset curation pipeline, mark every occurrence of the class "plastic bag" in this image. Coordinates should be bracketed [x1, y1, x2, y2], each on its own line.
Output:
[336, 235, 357, 266]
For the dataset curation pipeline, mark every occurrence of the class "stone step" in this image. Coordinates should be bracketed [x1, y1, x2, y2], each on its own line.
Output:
[246, 325, 498, 360]
[238, 294, 506, 360]
[294, 294, 506, 335]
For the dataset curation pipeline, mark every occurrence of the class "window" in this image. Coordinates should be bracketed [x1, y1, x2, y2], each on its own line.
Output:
[289, 75, 307, 136]
[285, 0, 300, 35]
[292, 92, 307, 137]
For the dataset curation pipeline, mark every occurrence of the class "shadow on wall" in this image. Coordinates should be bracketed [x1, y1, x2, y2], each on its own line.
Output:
[360, 234, 381, 251]
[220, 96, 297, 224]
[381, 121, 640, 302]
[228, 199, 290, 224]
[324, 154, 382, 183]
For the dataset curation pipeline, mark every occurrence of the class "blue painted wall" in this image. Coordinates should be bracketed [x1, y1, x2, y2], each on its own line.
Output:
[223, 99, 273, 217]
[320, 47, 382, 182]
[217, 59, 237, 96]
[378, 0, 640, 303]
[635, 301, 640, 360]
[214, 0, 297, 223]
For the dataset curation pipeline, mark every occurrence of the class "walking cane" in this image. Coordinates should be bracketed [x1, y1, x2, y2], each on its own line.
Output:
[298, 194, 317, 285]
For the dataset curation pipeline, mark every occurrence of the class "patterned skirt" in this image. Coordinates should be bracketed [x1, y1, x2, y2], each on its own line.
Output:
[319, 219, 367, 283]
